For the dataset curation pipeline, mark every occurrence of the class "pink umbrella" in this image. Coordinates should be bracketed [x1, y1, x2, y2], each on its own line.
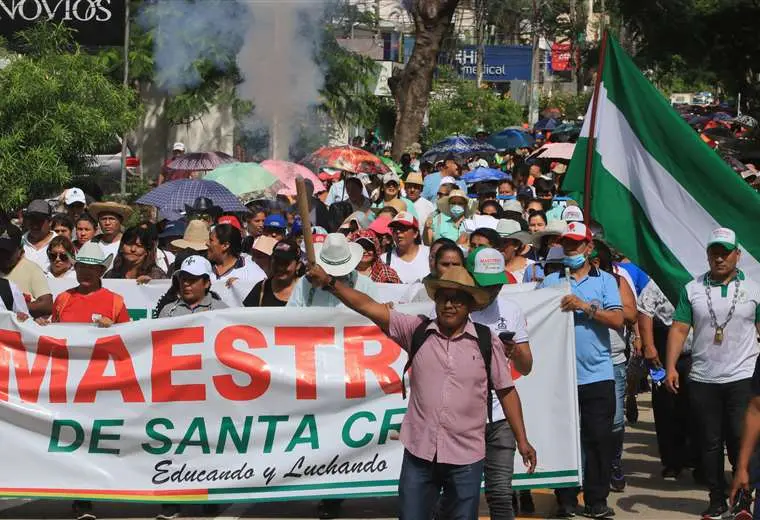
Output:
[534, 142, 576, 161]
[261, 160, 325, 196]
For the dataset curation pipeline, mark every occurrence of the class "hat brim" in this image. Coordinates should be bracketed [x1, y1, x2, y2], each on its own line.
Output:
[707, 241, 737, 251]
[89, 203, 133, 221]
[562, 233, 590, 242]
[315, 242, 364, 277]
[502, 231, 533, 245]
[423, 276, 491, 311]
[184, 205, 222, 216]
[436, 196, 473, 218]
[75, 253, 113, 271]
[472, 270, 509, 287]
[531, 228, 563, 246]
[170, 239, 208, 251]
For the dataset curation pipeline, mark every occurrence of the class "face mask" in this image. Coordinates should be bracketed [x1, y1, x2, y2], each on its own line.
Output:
[449, 205, 465, 218]
[562, 254, 586, 270]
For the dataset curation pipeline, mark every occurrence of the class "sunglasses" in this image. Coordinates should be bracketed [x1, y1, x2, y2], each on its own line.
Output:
[47, 252, 71, 262]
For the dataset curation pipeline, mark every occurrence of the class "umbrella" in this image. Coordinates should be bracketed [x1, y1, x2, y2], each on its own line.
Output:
[531, 143, 576, 161]
[421, 135, 497, 163]
[205, 162, 282, 198]
[166, 151, 238, 172]
[300, 145, 390, 175]
[260, 160, 326, 196]
[136, 179, 248, 221]
[487, 129, 535, 151]
[461, 167, 509, 184]
[534, 118, 558, 131]
[379, 156, 402, 174]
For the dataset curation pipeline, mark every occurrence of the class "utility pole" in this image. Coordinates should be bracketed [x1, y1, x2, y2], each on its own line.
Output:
[119, 0, 131, 197]
[569, 0, 576, 90]
[475, 0, 486, 88]
[528, 0, 540, 125]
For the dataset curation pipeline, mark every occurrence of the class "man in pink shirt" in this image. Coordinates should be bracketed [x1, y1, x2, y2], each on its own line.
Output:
[306, 264, 536, 519]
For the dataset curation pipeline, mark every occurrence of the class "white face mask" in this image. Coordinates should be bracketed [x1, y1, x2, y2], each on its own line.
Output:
[450, 205, 465, 218]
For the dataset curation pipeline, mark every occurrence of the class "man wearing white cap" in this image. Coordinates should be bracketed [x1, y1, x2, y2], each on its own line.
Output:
[64, 187, 87, 220]
[538, 221, 624, 518]
[666, 227, 760, 520]
[158, 142, 187, 185]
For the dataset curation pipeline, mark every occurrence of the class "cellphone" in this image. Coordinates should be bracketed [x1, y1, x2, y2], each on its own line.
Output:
[499, 331, 515, 343]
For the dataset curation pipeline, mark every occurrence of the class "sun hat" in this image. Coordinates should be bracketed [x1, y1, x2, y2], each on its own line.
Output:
[382, 171, 401, 185]
[502, 199, 523, 213]
[561, 205, 584, 223]
[25, 199, 52, 218]
[264, 214, 287, 230]
[75, 242, 113, 270]
[466, 246, 509, 287]
[172, 142, 186, 153]
[89, 201, 133, 221]
[64, 188, 87, 206]
[562, 222, 593, 242]
[405, 142, 423, 155]
[252, 235, 278, 256]
[405, 172, 424, 186]
[170, 220, 209, 251]
[0, 223, 22, 251]
[272, 239, 301, 262]
[439, 176, 458, 188]
[373, 198, 407, 216]
[217, 215, 242, 231]
[368, 215, 392, 236]
[340, 211, 371, 230]
[423, 266, 490, 311]
[159, 220, 186, 239]
[437, 189, 473, 218]
[496, 219, 533, 245]
[389, 211, 419, 229]
[532, 219, 568, 246]
[175, 255, 213, 278]
[707, 227, 737, 251]
[314, 233, 364, 277]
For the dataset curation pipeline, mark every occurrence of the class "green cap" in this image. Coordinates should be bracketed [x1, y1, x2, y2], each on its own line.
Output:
[466, 246, 509, 287]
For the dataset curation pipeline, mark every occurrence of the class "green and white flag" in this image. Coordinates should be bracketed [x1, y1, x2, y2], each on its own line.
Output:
[564, 34, 760, 300]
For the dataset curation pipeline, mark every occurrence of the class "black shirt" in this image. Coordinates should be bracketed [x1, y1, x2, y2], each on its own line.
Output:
[243, 279, 287, 307]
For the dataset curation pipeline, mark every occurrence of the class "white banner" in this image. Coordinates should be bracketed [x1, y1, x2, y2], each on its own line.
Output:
[0, 286, 580, 502]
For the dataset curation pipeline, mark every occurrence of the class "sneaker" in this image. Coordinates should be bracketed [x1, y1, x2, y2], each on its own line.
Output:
[610, 466, 626, 492]
[555, 504, 579, 518]
[73, 501, 95, 520]
[700, 502, 727, 520]
[582, 504, 615, 518]
[156, 504, 180, 520]
[661, 467, 681, 481]
[732, 489, 753, 520]
[519, 491, 536, 514]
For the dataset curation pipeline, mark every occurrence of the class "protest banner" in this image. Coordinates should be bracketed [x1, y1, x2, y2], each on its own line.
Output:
[0, 285, 579, 502]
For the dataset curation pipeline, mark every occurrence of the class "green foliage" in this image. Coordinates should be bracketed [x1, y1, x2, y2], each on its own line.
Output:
[0, 24, 139, 210]
[540, 92, 592, 120]
[427, 68, 523, 144]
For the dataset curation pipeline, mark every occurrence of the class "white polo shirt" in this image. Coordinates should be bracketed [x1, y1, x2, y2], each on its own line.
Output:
[471, 297, 529, 422]
[212, 254, 266, 284]
[22, 231, 56, 272]
[673, 270, 760, 384]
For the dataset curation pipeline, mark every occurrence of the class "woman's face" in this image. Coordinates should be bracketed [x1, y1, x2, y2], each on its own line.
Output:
[435, 250, 463, 277]
[48, 245, 72, 277]
[53, 224, 72, 240]
[76, 220, 96, 244]
[247, 211, 266, 237]
[206, 231, 226, 263]
[178, 273, 210, 305]
[359, 241, 375, 267]
[384, 181, 399, 200]
[529, 215, 547, 233]
[271, 257, 298, 281]
[481, 204, 499, 218]
[122, 238, 147, 266]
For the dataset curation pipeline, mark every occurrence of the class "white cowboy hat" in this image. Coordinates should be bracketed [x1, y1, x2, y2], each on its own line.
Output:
[314, 233, 364, 277]
[75, 242, 113, 270]
[496, 219, 533, 246]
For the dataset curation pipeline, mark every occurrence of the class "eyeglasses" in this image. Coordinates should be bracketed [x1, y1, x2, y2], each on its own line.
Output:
[436, 192, 447, 197]
[47, 252, 71, 262]
[435, 293, 470, 308]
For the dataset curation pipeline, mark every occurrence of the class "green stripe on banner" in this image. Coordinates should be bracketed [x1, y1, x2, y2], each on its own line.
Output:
[599, 36, 760, 262]
[128, 309, 148, 321]
[512, 469, 578, 480]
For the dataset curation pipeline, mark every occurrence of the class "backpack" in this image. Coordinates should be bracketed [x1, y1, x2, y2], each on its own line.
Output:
[0, 278, 14, 311]
[401, 316, 496, 422]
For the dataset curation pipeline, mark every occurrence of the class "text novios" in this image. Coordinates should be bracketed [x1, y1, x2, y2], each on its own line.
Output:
[0, 0, 113, 22]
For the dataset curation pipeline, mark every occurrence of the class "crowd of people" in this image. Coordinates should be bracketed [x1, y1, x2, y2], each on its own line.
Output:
[1, 132, 759, 520]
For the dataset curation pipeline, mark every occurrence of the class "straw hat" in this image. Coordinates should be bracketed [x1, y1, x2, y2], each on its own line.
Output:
[315, 233, 364, 277]
[405, 172, 424, 186]
[437, 190, 473, 218]
[170, 220, 209, 251]
[373, 198, 407, 215]
[423, 266, 490, 311]
[75, 242, 113, 270]
[88, 201, 133, 221]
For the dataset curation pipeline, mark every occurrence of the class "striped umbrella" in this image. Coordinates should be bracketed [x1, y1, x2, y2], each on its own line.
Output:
[166, 151, 238, 172]
[300, 145, 390, 175]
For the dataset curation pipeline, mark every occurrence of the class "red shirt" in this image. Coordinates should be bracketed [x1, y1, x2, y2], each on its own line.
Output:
[52, 288, 130, 324]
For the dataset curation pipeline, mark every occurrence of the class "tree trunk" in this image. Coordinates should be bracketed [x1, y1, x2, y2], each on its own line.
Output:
[389, 0, 460, 160]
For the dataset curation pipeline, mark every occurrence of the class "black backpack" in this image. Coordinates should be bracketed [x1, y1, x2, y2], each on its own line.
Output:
[401, 316, 496, 422]
[0, 278, 14, 311]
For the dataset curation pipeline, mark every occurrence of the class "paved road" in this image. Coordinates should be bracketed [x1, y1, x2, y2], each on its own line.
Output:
[0, 396, 720, 519]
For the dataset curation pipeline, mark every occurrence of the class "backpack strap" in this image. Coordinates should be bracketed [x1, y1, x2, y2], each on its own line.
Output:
[473, 322, 495, 423]
[0, 278, 13, 311]
[401, 316, 433, 399]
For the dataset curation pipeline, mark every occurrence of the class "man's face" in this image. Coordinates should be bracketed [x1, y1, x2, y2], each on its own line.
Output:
[443, 160, 459, 177]
[264, 227, 285, 241]
[405, 183, 422, 202]
[707, 245, 740, 278]
[98, 213, 121, 236]
[26, 214, 50, 240]
[434, 289, 472, 330]
[498, 182, 514, 196]
[561, 237, 589, 257]
[66, 203, 85, 219]
[74, 263, 105, 290]
[529, 165, 542, 178]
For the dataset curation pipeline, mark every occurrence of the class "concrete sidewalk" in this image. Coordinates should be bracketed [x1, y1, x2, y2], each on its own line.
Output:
[0, 396, 718, 519]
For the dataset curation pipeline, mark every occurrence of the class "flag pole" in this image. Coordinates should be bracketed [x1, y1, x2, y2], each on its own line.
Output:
[583, 30, 609, 225]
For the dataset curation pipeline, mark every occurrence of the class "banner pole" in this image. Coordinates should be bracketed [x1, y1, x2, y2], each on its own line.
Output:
[583, 30, 608, 226]
[296, 176, 316, 265]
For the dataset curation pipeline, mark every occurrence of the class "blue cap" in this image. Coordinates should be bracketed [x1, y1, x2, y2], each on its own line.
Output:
[159, 220, 186, 239]
[291, 217, 303, 236]
[264, 214, 287, 229]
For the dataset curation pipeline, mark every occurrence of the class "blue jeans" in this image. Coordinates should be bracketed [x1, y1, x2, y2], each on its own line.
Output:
[399, 449, 484, 520]
[613, 362, 627, 433]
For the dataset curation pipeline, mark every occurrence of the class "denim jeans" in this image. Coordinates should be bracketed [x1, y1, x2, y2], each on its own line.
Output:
[399, 449, 485, 520]
[484, 420, 516, 520]
[613, 362, 627, 433]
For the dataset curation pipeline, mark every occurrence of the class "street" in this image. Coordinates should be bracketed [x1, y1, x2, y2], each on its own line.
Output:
[0, 396, 715, 520]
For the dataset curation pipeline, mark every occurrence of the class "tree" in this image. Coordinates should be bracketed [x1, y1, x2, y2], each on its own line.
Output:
[0, 24, 139, 209]
[389, 0, 461, 160]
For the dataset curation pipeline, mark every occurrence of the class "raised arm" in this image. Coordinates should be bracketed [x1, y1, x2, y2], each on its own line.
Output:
[306, 264, 391, 333]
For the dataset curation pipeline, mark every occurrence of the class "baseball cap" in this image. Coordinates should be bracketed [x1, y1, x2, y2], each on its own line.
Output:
[707, 227, 737, 251]
[0, 224, 21, 251]
[562, 222, 592, 242]
[389, 211, 419, 229]
[439, 176, 457, 187]
[217, 215, 242, 231]
[382, 171, 401, 185]
[466, 246, 509, 287]
[64, 188, 86, 206]
[158, 220, 186, 239]
[25, 199, 51, 217]
[172, 142, 186, 152]
[175, 255, 213, 278]
[368, 215, 392, 236]
[562, 206, 584, 223]
[264, 214, 287, 230]
[272, 239, 301, 262]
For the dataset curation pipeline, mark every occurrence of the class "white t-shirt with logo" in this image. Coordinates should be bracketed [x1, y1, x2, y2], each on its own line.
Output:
[674, 272, 760, 384]
[471, 297, 529, 422]
[389, 245, 430, 284]
[213, 254, 266, 284]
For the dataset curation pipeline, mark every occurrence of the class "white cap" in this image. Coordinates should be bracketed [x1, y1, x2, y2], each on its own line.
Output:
[562, 206, 584, 222]
[175, 255, 213, 278]
[64, 187, 86, 206]
[707, 227, 737, 251]
[382, 171, 401, 185]
[172, 142, 186, 152]
[439, 176, 457, 187]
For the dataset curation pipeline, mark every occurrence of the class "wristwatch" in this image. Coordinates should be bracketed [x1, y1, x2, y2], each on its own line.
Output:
[586, 303, 599, 318]
[324, 275, 337, 292]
